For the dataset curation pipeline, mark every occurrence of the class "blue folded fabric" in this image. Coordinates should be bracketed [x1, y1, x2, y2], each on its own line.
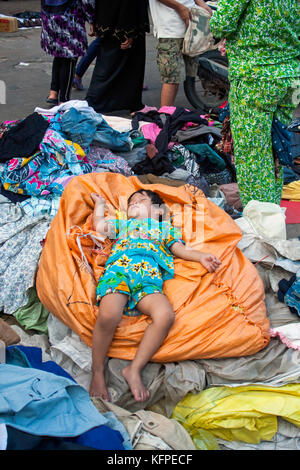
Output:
[6, 345, 75, 381]
[0, 364, 108, 437]
[5, 345, 129, 450]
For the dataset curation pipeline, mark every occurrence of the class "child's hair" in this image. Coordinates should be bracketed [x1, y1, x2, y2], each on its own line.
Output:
[128, 189, 166, 222]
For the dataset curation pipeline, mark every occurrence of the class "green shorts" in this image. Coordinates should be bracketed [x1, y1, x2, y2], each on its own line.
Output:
[157, 38, 198, 84]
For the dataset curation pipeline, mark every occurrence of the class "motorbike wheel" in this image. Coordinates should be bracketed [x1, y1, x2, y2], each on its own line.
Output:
[184, 51, 229, 112]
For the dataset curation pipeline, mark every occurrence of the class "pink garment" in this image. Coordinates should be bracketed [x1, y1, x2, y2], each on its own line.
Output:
[141, 106, 201, 145]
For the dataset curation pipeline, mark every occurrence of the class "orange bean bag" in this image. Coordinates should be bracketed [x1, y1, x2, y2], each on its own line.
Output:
[36, 172, 270, 361]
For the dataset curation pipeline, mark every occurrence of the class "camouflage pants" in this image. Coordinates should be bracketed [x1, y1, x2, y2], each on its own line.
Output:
[157, 38, 198, 84]
[229, 76, 299, 206]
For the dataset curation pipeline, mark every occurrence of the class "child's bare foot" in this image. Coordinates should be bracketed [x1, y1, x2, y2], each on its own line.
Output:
[89, 372, 110, 401]
[122, 365, 150, 402]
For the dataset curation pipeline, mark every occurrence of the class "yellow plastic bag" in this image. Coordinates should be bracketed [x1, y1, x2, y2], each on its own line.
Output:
[172, 384, 300, 444]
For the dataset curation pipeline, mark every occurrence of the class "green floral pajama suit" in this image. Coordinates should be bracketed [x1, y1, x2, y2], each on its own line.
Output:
[210, 0, 300, 206]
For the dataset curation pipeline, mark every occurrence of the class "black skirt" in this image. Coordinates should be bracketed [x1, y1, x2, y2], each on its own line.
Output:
[86, 36, 146, 114]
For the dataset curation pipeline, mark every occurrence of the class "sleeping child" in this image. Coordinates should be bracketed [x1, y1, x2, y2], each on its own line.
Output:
[89, 189, 221, 402]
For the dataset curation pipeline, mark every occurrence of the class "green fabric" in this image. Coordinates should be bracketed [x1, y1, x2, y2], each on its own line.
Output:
[131, 134, 147, 148]
[229, 77, 298, 206]
[210, 0, 300, 80]
[13, 287, 50, 334]
[185, 144, 227, 170]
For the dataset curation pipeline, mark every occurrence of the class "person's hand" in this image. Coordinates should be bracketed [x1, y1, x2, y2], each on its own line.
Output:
[91, 193, 106, 205]
[178, 4, 192, 28]
[198, 253, 222, 273]
[121, 37, 134, 50]
[88, 23, 95, 37]
[194, 0, 213, 16]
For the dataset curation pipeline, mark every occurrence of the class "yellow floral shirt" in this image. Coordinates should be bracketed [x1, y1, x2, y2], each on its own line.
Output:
[106, 218, 184, 281]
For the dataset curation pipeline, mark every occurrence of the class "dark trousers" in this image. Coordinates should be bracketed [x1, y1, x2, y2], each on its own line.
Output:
[50, 57, 78, 102]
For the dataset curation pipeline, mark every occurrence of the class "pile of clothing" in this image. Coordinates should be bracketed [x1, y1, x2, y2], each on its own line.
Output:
[13, 11, 42, 28]
[0, 100, 242, 322]
[1, 99, 300, 451]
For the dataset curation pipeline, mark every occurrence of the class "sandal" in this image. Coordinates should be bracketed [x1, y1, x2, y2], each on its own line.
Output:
[46, 97, 58, 105]
[73, 76, 84, 91]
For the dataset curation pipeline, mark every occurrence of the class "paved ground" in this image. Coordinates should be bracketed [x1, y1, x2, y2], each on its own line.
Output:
[0, 0, 299, 239]
[0, 0, 190, 121]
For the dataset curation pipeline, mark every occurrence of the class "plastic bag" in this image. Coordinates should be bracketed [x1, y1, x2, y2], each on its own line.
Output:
[242, 200, 286, 240]
[182, 6, 217, 57]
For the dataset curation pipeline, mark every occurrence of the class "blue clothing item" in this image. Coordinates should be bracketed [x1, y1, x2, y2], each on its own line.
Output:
[272, 118, 294, 168]
[102, 411, 133, 450]
[70, 424, 126, 450]
[283, 167, 300, 185]
[106, 217, 184, 281]
[97, 254, 164, 316]
[76, 38, 101, 78]
[0, 364, 108, 437]
[74, 412, 132, 450]
[6, 346, 128, 450]
[59, 106, 133, 152]
[6, 345, 75, 381]
[283, 270, 300, 316]
[92, 118, 132, 152]
[60, 107, 97, 151]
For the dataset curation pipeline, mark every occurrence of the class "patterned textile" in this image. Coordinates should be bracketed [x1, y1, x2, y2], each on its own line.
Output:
[105, 217, 183, 282]
[216, 116, 234, 157]
[0, 195, 51, 314]
[229, 77, 298, 206]
[0, 120, 22, 139]
[0, 129, 88, 197]
[157, 38, 198, 84]
[41, 0, 95, 58]
[0, 131, 132, 201]
[209, 0, 300, 80]
[87, 146, 133, 176]
[97, 254, 163, 317]
[20, 195, 62, 219]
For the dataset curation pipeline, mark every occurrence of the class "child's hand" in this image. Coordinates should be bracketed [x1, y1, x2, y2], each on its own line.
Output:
[91, 193, 106, 205]
[198, 253, 222, 273]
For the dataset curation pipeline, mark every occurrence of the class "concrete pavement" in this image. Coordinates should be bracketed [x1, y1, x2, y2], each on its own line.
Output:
[0, 0, 190, 122]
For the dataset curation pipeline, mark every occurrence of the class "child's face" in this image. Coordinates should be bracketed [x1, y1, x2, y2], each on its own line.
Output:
[127, 192, 153, 220]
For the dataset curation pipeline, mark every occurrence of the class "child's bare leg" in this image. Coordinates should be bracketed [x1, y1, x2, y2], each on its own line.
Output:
[89, 293, 128, 400]
[122, 293, 174, 402]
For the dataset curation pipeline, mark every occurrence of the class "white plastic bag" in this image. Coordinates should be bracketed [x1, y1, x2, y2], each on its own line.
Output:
[241, 200, 287, 240]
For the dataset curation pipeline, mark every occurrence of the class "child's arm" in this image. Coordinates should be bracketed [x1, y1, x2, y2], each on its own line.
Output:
[91, 193, 112, 237]
[170, 241, 222, 273]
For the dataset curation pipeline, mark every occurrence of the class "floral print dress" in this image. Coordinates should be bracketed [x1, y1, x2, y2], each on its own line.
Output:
[210, 0, 300, 206]
[96, 218, 183, 316]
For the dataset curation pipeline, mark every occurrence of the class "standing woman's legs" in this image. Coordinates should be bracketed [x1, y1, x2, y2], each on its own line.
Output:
[48, 56, 61, 101]
[229, 78, 285, 206]
[58, 57, 78, 102]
